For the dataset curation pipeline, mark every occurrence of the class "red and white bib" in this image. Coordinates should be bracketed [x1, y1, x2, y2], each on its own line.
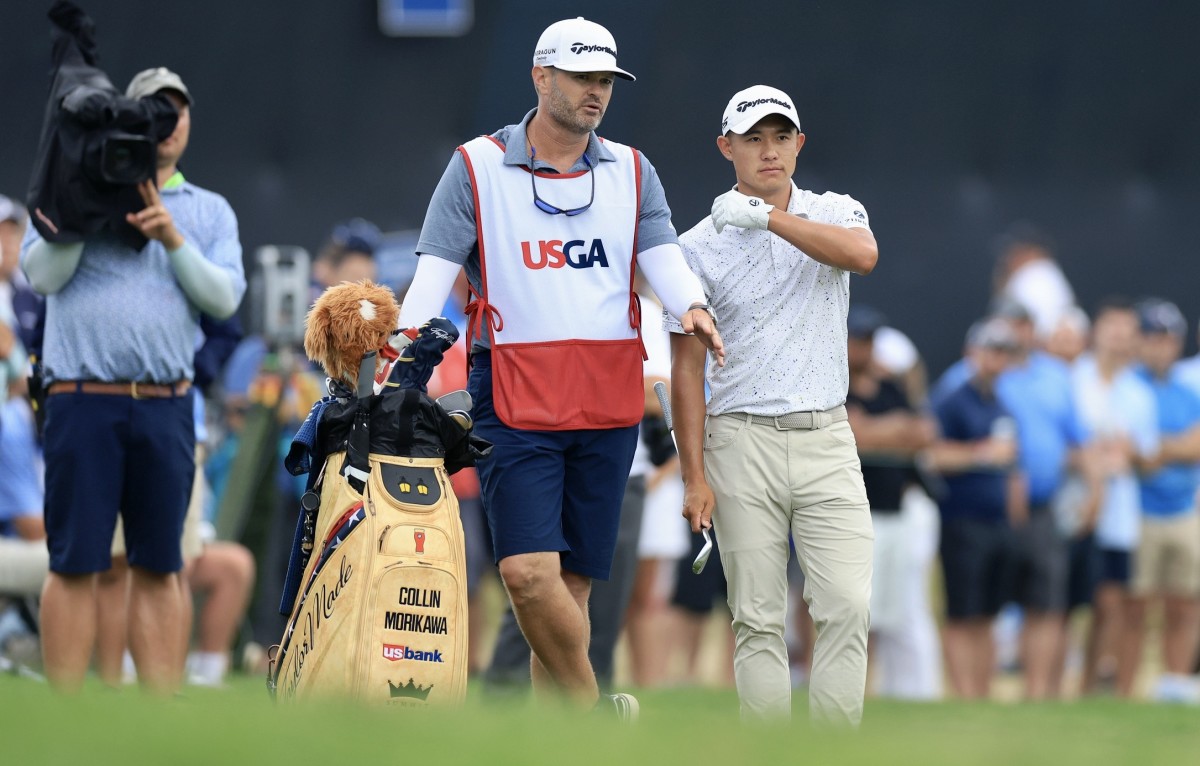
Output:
[459, 135, 644, 430]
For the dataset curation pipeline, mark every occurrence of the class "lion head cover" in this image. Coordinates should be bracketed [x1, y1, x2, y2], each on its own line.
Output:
[303, 280, 400, 388]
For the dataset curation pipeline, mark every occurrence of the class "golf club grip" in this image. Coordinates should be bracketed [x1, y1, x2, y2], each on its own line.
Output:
[654, 380, 673, 431]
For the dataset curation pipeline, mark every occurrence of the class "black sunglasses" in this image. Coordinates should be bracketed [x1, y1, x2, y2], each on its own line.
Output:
[530, 149, 594, 216]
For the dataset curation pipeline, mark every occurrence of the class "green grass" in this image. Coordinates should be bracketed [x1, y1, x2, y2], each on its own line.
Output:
[2, 674, 1198, 766]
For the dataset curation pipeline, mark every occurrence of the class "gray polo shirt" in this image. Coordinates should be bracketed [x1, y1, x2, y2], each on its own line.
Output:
[415, 108, 678, 323]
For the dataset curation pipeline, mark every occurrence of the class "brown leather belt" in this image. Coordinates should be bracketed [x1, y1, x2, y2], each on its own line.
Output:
[47, 380, 192, 399]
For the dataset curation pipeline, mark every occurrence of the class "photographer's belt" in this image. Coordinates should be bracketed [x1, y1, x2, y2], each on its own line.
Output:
[744, 405, 848, 431]
[47, 380, 192, 399]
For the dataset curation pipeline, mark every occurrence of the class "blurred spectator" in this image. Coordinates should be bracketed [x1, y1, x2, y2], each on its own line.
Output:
[932, 298, 1090, 698]
[992, 222, 1076, 341]
[0, 398, 46, 599]
[872, 323, 930, 408]
[1070, 298, 1159, 694]
[844, 305, 940, 699]
[1172, 316, 1200, 397]
[0, 196, 31, 400]
[1122, 299, 1200, 703]
[311, 217, 380, 294]
[929, 298, 1028, 410]
[992, 297, 1085, 700]
[183, 541, 257, 687]
[928, 318, 1022, 699]
[1044, 305, 1091, 364]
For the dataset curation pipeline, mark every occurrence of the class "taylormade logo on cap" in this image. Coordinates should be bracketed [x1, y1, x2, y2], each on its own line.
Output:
[721, 85, 801, 135]
[532, 17, 636, 81]
[737, 96, 792, 113]
[570, 42, 616, 56]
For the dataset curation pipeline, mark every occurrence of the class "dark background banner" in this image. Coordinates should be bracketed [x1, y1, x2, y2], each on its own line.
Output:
[3, 0, 1198, 374]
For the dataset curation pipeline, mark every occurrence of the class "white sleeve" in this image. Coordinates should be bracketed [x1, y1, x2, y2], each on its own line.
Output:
[639, 297, 672, 380]
[637, 242, 707, 321]
[397, 254, 461, 328]
[167, 242, 239, 319]
[22, 239, 84, 294]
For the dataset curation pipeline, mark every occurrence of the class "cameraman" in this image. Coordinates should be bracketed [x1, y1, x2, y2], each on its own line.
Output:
[20, 68, 245, 694]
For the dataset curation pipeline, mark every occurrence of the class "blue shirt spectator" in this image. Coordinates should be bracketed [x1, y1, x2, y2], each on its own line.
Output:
[1136, 365, 1200, 516]
[934, 379, 1012, 524]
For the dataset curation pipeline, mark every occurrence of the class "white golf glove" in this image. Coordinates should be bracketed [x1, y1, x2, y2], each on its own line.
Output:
[711, 189, 773, 234]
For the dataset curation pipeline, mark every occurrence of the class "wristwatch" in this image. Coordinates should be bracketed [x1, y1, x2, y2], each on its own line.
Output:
[688, 302, 718, 324]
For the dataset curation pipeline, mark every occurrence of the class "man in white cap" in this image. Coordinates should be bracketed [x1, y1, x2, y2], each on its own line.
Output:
[21, 67, 244, 695]
[669, 85, 878, 724]
[399, 17, 724, 718]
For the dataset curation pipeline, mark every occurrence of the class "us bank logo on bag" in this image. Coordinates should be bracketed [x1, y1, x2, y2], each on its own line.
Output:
[521, 239, 611, 270]
[382, 644, 445, 663]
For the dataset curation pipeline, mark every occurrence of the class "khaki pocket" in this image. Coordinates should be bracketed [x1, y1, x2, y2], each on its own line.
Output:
[703, 414, 746, 451]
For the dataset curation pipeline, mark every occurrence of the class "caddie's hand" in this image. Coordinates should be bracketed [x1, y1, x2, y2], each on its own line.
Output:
[126, 179, 184, 250]
[682, 479, 716, 534]
[711, 189, 773, 234]
[681, 305, 726, 367]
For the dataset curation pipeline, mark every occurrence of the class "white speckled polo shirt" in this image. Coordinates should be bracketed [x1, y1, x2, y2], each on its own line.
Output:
[665, 182, 869, 416]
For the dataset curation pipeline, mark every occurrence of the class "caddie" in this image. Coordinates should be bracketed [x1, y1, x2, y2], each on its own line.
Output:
[397, 17, 724, 719]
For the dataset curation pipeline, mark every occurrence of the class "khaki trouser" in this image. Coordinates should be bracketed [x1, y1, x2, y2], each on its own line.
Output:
[1132, 509, 1200, 597]
[706, 413, 873, 724]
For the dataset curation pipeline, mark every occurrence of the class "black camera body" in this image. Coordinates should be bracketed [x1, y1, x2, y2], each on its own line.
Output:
[26, 1, 179, 250]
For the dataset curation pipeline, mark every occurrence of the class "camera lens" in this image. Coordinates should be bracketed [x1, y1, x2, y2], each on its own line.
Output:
[101, 134, 153, 184]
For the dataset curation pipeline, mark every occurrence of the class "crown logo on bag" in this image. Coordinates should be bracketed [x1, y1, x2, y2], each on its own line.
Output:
[388, 678, 433, 701]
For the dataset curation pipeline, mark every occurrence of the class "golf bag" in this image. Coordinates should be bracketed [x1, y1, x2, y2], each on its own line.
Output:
[269, 321, 488, 706]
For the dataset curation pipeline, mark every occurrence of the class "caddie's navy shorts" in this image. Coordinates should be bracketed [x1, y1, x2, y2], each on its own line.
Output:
[43, 389, 195, 574]
[468, 352, 638, 581]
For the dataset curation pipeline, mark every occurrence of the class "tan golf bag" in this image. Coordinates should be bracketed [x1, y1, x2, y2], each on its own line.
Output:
[270, 451, 468, 706]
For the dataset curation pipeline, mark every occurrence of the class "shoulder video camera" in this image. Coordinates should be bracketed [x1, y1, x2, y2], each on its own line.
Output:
[26, 1, 179, 250]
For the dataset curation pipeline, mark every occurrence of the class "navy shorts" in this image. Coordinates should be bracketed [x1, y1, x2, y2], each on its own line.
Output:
[43, 390, 195, 575]
[1066, 533, 1100, 610]
[939, 517, 1015, 620]
[468, 353, 639, 580]
[1098, 546, 1133, 586]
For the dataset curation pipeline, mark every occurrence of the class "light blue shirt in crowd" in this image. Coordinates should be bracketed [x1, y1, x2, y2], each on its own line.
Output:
[996, 351, 1083, 506]
[1072, 354, 1159, 550]
[1136, 364, 1200, 517]
[21, 176, 245, 384]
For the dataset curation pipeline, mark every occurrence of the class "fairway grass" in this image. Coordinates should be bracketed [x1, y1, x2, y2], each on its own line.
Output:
[2, 674, 1197, 765]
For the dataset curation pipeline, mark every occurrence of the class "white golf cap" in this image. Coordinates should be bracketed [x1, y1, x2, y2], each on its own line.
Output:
[721, 84, 801, 135]
[126, 67, 193, 106]
[532, 17, 635, 81]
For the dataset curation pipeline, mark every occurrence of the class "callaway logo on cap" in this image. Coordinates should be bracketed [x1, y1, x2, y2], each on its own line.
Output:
[532, 17, 635, 81]
[721, 84, 801, 135]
